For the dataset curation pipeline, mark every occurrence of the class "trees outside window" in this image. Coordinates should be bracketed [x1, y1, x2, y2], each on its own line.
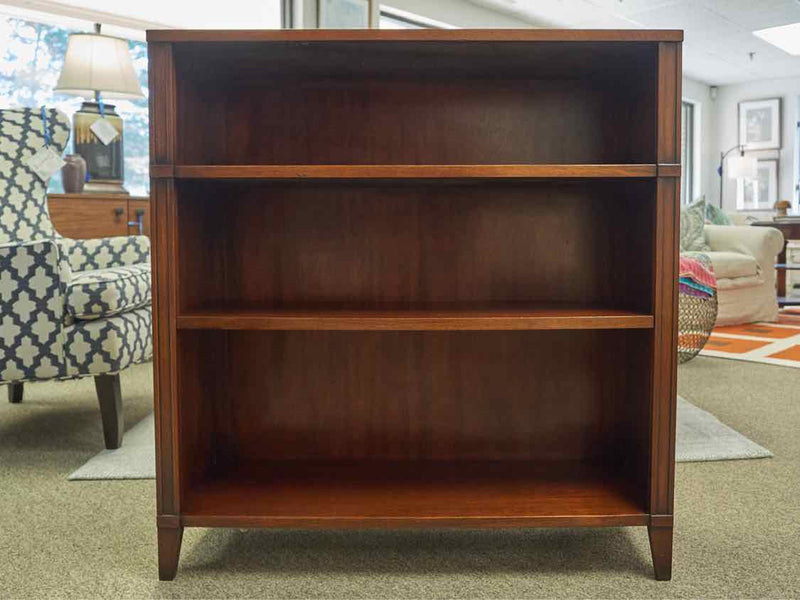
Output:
[1, 17, 149, 195]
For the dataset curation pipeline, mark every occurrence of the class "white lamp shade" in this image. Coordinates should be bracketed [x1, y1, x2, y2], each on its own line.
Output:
[55, 33, 144, 99]
[726, 154, 758, 180]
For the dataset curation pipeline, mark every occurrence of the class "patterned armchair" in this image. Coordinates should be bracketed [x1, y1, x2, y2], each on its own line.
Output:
[1, 108, 152, 449]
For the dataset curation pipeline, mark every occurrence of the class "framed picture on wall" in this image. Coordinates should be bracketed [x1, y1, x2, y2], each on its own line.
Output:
[738, 98, 781, 150]
[736, 159, 779, 211]
[319, 0, 373, 28]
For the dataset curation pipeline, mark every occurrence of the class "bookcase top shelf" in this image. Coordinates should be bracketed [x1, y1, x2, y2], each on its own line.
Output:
[152, 164, 674, 180]
[147, 29, 683, 43]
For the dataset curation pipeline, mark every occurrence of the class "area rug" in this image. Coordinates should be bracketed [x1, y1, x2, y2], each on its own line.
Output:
[68, 413, 155, 480]
[699, 311, 800, 368]
[68, 397, 772, 480]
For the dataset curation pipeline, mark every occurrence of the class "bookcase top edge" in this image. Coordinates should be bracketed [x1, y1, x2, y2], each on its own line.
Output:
[146, 29, 683, 44]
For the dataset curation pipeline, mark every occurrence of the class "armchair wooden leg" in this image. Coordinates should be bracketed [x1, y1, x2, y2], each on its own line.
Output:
[8, 383, 23, 404]
[94, 374, 124, 450]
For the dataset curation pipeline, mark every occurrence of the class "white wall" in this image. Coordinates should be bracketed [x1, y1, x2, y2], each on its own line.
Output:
[682, 77, 715, 204]
[711, 78, 800, 216]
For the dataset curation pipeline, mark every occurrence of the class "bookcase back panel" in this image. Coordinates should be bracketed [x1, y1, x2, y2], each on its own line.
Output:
[177, 180, 655, 313]
[175, 329, 651, 470]
[174, 42, 656, 165]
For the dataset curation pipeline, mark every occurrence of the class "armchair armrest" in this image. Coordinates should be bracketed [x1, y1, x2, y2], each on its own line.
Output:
[0, 238, 68, 381]
[59, 236, 150, 272]
[704, 225, 784, 272]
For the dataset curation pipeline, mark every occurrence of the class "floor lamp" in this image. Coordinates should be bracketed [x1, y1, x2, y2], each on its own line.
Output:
[717, 145, 758, 208]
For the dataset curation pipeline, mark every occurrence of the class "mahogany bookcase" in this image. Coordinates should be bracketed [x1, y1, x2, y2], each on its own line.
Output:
[147, 29, 682, 581]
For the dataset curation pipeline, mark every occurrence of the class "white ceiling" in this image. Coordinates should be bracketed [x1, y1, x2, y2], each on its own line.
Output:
[468, 0, 800, 85]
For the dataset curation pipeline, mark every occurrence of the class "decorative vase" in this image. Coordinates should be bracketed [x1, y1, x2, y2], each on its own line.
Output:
[61, 154, 87, 194]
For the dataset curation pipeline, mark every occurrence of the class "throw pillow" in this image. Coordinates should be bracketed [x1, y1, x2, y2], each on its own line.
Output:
[680, 198, 711, 252]
[705, 201, 732, 226]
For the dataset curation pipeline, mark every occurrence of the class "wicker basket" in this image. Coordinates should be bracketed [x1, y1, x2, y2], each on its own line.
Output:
[678, 254, 718, 364]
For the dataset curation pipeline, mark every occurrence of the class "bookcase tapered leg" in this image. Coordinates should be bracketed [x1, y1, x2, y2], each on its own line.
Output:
[158, 525, 183, 581]
[648, 523, 673, 581]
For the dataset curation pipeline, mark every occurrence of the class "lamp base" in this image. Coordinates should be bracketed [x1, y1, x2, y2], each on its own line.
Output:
[73, 101, 126, 195]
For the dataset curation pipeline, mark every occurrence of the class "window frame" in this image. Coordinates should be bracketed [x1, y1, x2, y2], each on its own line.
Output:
[681, 97, 702, 205]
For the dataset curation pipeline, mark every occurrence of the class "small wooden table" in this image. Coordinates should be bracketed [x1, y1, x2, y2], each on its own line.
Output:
[48, 193, 150, 239]
[752, 220, 800, 307]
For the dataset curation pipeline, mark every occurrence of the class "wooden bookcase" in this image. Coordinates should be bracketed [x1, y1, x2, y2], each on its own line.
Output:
[148, 29, 682, 581]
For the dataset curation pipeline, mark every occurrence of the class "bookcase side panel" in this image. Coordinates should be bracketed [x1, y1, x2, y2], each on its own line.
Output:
[650, 41, 681, 519]
[149, 42, 180, 518]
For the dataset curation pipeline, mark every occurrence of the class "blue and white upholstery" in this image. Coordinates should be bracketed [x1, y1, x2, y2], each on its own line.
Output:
[1, 108, 152, 444]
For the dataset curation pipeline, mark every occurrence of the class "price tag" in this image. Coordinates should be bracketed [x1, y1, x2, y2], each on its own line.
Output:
[27, 146, 66, 181]
[90, 117, 119, 145]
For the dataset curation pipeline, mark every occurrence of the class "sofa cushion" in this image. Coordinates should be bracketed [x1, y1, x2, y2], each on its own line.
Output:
[66, 263, 151, 320]
[704, 251, 759, 280]
[680, 198, 711, 252]
[705, 202, 732, 226]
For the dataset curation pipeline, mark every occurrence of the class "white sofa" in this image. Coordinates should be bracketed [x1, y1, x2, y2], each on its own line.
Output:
[704, 225, 784, 326]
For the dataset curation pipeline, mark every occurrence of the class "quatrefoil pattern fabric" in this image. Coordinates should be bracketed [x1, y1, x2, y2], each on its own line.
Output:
[0, 240, 68, 380]
[64, 306, 152, 376]
[0, 108, 70, 245]
[60, 236, 151, 271]
[1, 107, 152, 384]
[66, 264, 152, 320]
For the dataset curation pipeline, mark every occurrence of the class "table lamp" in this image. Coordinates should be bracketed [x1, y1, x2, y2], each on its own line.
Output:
[55, 24, 144, 194]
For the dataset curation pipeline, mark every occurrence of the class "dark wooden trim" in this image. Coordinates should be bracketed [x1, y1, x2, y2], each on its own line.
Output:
[150, 165, 175, 179]
[176, 308, 654, 331]
[650, 178, 679, 513]
[7, 383, 23, 403]
[148, 43, 176, 165]
[94, 374, 124, 450]
[657, 43, 681, 164]
[656, 164, 681, 177]
[150, 37, 181, 522]
[165, 164, 659, 180]
[157, 525, 183, 581]
[157, 514, 181, 528]
[650, 514, 674, 527]
[648, 523, 673, 581]
[147, 29, 683, 43]
[151, 179, 180, 518]
[180, 514, 651, 529]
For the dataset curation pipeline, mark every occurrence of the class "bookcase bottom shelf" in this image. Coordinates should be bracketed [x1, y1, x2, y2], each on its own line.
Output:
[181, 461, 648, 528]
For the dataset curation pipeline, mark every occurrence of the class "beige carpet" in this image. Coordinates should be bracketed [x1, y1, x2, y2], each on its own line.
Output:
[1, 358, 798, 598]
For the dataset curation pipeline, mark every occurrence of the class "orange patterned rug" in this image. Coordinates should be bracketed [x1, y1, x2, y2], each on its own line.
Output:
[699, 309, 800, 368]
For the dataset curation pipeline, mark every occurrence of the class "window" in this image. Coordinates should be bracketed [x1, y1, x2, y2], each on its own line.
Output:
[795, 104, 800, 212]
[1, 16, 149, 195]
[379, 6, 453, 29]
[681, 101, 694, 205]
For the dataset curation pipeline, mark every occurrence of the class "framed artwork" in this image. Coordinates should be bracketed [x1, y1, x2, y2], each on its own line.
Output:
[737, 159, 779, 211]
[319, 0, 373, 28]
[738, 98, 781, 150]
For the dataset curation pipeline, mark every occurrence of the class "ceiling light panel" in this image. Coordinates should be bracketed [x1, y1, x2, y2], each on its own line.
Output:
[753, 22, 800, 55]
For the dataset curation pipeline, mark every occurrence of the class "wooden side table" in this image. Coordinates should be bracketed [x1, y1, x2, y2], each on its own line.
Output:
[48, 193, 150, 239]
[752, 220, 800, 306]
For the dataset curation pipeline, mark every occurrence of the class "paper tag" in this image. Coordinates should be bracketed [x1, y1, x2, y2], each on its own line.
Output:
[27, 146, 65, 181]
[90, 117, 119, 145]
